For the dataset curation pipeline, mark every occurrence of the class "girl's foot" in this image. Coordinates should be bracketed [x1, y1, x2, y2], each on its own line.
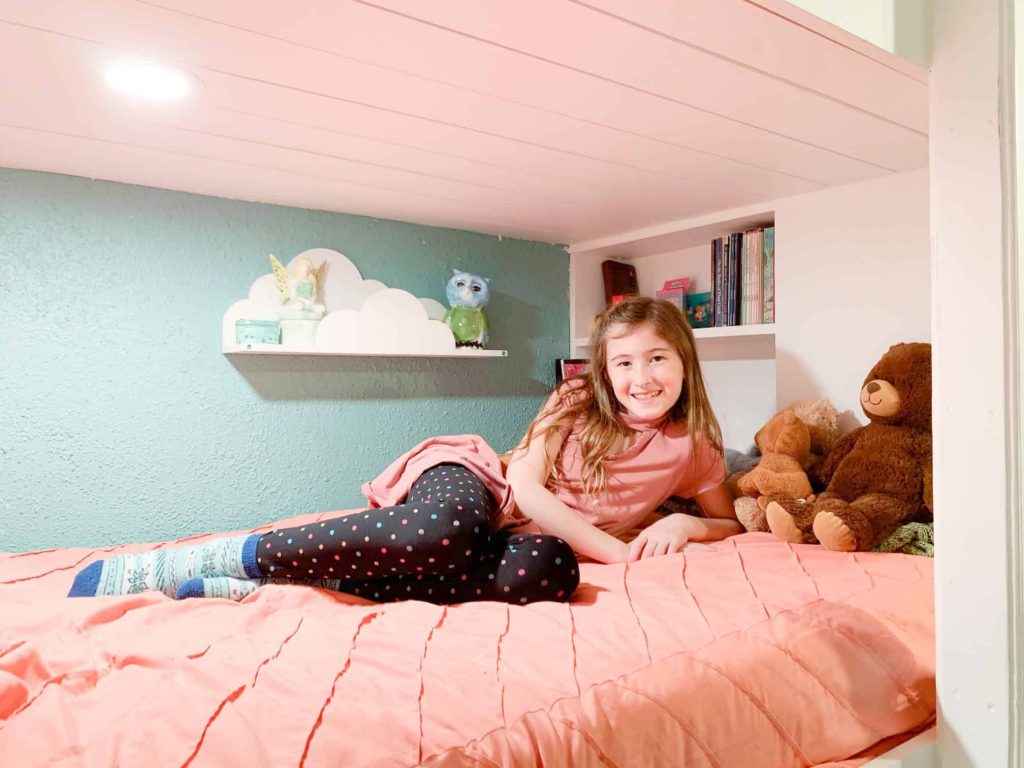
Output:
[68, 533, 262, 598]
[175, 576, 343, 601]
[176, 576, 263, 601]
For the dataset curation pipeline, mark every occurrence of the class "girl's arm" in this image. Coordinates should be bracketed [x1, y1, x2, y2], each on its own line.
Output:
[692, 482, 743, 538]
[679, 514, 743, 542]
[628, 482, 741, 560]
[695, 481, 738, 519]
[506, 427, 629, 565]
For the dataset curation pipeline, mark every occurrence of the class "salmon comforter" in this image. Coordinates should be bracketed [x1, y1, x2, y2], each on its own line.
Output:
[0, 522, 935, 767]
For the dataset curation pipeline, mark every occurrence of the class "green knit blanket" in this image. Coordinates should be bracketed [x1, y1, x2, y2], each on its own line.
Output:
[873, 522, 934, 557]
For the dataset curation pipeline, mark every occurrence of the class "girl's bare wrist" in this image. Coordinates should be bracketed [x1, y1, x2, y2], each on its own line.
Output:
[618, 540, 631, 563]
[679, 513, 710, 541]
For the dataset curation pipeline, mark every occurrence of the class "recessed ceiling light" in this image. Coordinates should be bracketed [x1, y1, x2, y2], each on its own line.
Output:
[104, 61, 195, 101]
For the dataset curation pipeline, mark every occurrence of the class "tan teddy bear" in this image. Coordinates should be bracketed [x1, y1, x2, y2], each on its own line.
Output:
[731, 400, 840, 533]
[738, 410, 814, 497]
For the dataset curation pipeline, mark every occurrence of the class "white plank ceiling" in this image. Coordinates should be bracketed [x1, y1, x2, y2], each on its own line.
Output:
[0, 0, 928, 246]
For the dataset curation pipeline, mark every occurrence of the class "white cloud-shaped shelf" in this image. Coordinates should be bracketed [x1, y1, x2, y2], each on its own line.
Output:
[317, 288, 455, 353]
[222, 248, 504, 357]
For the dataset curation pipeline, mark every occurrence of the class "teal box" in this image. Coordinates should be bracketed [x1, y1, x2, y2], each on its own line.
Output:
[235, 319, 281, 347]
[686, 292, 713, 328]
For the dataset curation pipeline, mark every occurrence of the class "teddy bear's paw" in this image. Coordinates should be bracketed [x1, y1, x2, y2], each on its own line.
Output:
[765, 501, 805, 544]
[812, 511, 857, 552]
[735, 497, 768, 532]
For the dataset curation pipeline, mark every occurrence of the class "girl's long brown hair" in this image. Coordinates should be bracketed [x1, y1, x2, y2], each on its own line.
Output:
[513, 296, 723, 498]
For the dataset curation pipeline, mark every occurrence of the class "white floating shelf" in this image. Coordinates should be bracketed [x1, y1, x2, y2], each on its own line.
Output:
[224, 249, 507, 360]
[223, 344, 507, 357]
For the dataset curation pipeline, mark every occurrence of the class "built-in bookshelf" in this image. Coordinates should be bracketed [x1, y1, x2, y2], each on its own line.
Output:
[568, 204, 776, 361]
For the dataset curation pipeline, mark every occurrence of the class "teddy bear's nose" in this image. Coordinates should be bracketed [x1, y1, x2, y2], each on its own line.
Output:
[866, 382, 881, 394]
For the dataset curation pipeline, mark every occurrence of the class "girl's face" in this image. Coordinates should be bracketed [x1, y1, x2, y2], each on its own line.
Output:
[604, 321, 685, 421]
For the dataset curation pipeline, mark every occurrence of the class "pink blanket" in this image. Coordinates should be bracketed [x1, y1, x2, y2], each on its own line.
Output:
[0, 524, 934, 767]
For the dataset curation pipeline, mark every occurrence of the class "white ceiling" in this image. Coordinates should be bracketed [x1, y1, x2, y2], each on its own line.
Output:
[0, 0, 929, 246]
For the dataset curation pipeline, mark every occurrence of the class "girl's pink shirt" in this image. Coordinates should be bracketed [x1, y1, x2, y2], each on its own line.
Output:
[547, 409, 726, 539]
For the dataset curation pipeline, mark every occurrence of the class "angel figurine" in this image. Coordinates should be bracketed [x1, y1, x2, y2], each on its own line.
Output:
[268, 254, 327, 316]
[269, 254, 327, 346]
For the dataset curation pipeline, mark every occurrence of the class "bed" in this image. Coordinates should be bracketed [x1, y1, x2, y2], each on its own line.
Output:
[0, 515, 934, 767]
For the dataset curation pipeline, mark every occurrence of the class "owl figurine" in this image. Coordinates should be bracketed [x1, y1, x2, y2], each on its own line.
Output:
[444, 270, 491, 348]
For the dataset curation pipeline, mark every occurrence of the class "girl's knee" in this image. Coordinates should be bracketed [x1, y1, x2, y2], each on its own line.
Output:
[542, 537, 580, 600]
[507, 534, 580, 603]
[423, 502, 491, 568]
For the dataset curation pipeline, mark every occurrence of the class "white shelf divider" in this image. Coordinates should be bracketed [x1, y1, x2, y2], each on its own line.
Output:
[572, 323, 775, 362]
[694, 324, 776, 339]
[573, 323, 775, 349]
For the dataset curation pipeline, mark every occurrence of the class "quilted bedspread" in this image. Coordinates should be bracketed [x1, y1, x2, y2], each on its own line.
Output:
[0, 521, 935, 767]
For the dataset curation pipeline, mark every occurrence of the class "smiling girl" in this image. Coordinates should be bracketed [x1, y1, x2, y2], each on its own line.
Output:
[505, 296, 741, 564]
[69, 297, 738, 605]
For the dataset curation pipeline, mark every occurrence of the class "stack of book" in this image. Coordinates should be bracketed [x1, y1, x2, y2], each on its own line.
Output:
[710, 226, 775, 327]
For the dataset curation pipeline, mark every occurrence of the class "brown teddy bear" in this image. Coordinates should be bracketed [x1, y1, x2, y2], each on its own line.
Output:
[765, 342, 932, 551]
[730, 400, 840, 533]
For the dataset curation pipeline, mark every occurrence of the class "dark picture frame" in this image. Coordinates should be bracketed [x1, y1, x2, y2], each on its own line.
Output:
[556, 358, 591, 384]
[601, 260, 638, 305]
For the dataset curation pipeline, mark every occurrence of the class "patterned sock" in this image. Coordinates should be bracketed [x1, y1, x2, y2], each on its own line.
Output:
[67, 533, 262, 598]
[175, 576, 343, 601]
[176, 577, 261, 601]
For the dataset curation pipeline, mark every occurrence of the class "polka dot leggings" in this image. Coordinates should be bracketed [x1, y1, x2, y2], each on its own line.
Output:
[255, 464, 580, 605]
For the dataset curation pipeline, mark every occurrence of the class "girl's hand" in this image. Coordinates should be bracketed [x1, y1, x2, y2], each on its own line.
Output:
[628, 514, 698, 561]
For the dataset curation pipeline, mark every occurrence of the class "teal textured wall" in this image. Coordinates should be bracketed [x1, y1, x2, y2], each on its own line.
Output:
[0, 169, 567, 552]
